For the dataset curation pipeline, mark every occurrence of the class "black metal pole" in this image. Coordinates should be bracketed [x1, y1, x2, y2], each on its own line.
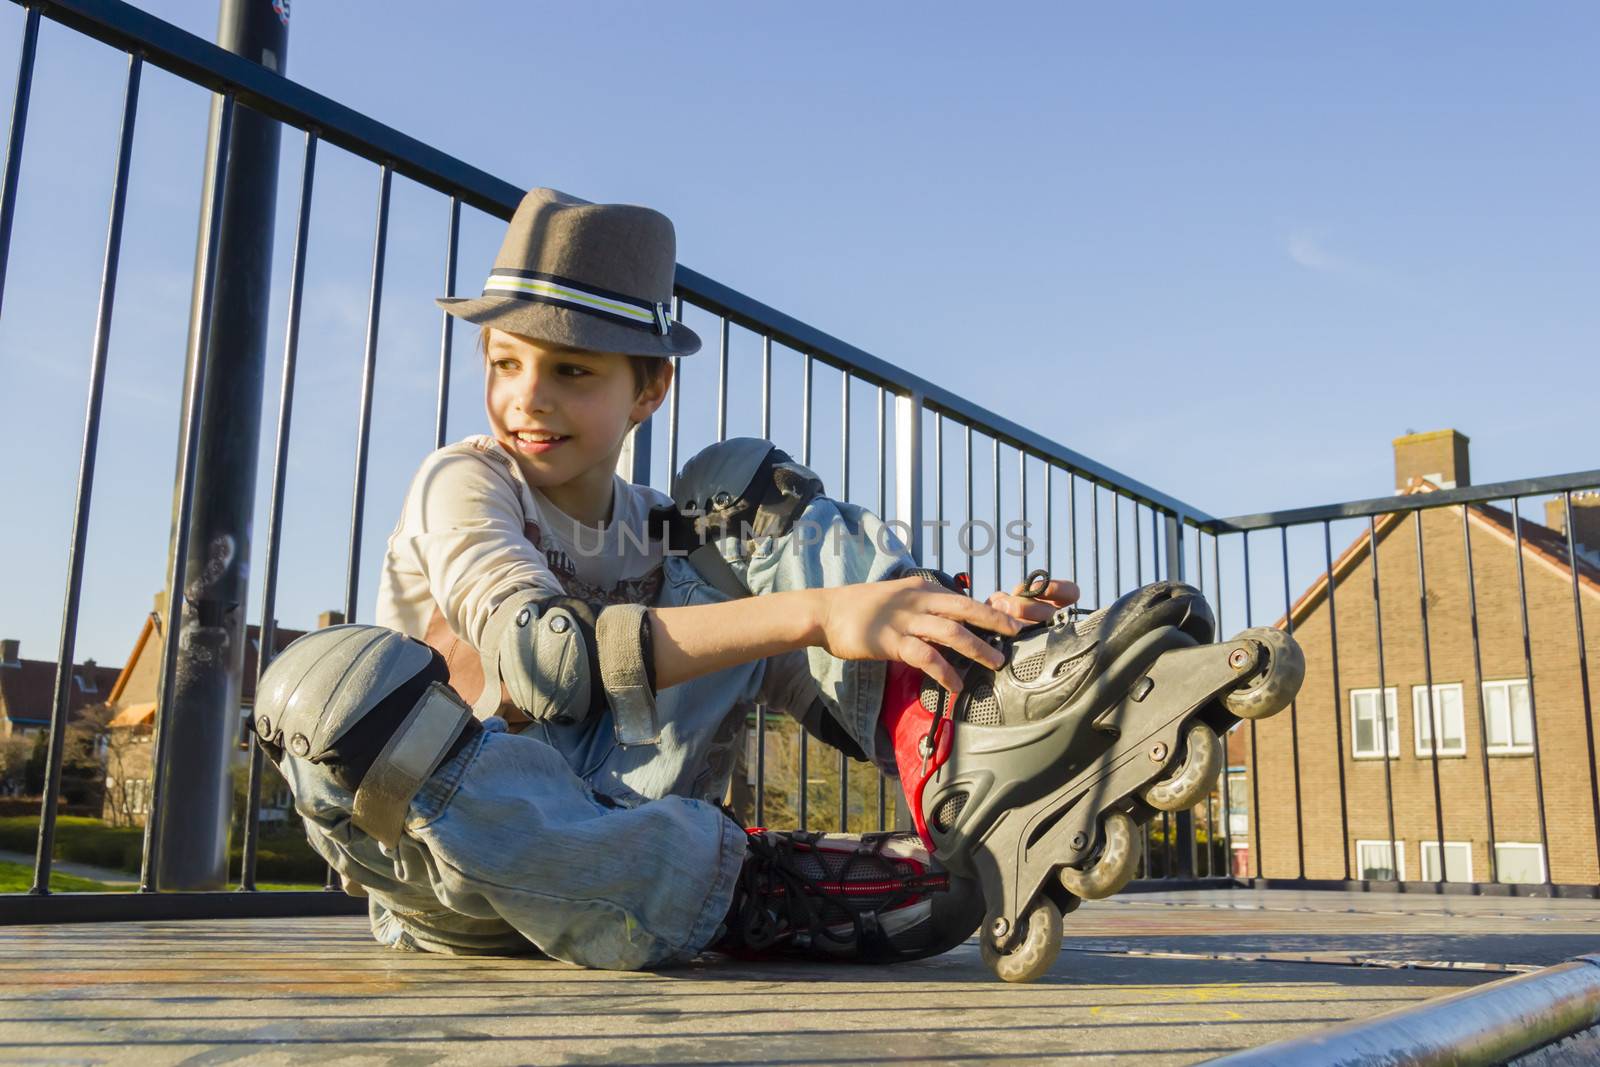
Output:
[0, 4, 40, 325]
[152, 0, 288, 890]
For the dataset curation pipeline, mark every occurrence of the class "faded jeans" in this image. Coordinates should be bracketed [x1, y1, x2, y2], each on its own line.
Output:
[279, 489, 916, 970]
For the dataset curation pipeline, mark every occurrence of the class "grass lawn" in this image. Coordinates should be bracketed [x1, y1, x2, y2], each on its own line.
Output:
[0, 859, 125, 893]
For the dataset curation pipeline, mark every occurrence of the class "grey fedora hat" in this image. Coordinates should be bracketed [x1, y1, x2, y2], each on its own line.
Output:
[437, 187, 700, 358]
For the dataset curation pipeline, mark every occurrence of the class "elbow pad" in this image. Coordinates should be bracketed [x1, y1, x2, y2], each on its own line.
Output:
[475, 590, 660, 746]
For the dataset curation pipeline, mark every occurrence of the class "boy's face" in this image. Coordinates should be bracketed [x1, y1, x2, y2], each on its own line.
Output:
[483, 329, 670, 502]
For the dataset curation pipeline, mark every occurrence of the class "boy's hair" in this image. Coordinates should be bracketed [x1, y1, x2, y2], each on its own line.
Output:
[479, 325, 668, 395]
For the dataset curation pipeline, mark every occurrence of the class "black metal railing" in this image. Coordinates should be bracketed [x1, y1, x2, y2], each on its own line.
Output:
[4, 0, 1594, 924]
[1199, 472, 1600, 897]
[0, 0, 1226, 921]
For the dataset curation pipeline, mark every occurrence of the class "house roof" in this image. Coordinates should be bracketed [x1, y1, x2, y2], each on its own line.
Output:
[105, 612, 309, 711]
[1278, 481, 1600, 631]
[0, 654, 122, 729]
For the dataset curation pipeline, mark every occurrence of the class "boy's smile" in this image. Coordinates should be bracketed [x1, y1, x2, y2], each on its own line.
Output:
[484, 329, 669, 526]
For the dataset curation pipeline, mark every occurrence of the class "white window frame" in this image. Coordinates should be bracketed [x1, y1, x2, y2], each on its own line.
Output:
[1482, 679, 1535, 756]
[1412, 682, 1466, 758]
[1355, 839, 1406, 881]
[1350, 687, 1399, 759]
[1492, 842, 1546, 884]
[1420, 840, 1474, 883]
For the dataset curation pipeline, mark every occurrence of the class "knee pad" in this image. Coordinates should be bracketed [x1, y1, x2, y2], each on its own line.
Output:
[476, 590, 659, 746]
[670, 437, 825, 546]
[254, 624, 473, 847]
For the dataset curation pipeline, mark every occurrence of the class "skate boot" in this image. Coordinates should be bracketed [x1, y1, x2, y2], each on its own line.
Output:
[882, 574, 1304, 982]
[709, 827, 986, 964]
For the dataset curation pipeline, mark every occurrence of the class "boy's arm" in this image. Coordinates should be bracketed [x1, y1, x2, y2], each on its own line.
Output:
[648, 577, 1019, 696]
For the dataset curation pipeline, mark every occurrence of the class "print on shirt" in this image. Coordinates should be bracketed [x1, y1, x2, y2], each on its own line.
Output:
[524, 521, 664, 606]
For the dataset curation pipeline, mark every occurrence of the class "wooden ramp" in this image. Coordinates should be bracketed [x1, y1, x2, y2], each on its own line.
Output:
[3, 889, 1597, 1065]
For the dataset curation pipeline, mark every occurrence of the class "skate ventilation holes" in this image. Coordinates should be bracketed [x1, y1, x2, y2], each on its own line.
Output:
[880, 573, 1306, 983]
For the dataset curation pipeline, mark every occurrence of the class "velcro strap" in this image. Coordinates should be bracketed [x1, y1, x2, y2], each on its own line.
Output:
[351, 683, 472, 848]
[594, 603, 659, 747]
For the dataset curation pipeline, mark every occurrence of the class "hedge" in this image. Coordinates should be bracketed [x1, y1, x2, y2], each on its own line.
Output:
[0, 815, 325, 883]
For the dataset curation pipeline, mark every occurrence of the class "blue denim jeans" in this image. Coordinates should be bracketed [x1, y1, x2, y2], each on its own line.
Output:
[280, 487, 916, 970]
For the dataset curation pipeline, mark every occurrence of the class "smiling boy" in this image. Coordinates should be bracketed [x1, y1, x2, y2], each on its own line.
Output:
[260, 188, 1099, 971]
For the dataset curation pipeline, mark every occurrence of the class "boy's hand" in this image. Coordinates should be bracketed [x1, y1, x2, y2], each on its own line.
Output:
[809, 576, 1021, 695]
[986, 577, 1081, 626]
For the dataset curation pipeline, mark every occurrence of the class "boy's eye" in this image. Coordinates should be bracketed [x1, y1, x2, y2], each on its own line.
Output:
[557, 363, 593, 378]
[491, 357, 520, 373]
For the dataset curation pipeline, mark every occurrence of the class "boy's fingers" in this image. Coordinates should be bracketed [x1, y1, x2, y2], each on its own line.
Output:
[899, 636, 962, 695]
[987, 591, 1055, 624]
[928, 591, 1021, 636]
[1008, 577, 1081, 608]
[909, 615, 1005, 669]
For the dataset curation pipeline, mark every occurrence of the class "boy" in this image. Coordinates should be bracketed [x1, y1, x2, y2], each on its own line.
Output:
[257, 188, 1243, 976]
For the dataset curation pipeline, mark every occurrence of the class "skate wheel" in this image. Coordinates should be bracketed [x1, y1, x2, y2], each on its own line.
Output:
[979, 898, 1062, 983]
[1058, 810, 1139, 900]
[1139, 722, 1222, 812]
[1221, 627, 1305, 720]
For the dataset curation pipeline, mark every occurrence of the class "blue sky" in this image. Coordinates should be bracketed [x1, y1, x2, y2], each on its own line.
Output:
[1, 2, 1596, 667]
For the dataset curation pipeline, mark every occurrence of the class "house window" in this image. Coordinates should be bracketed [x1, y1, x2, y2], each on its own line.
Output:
[1225, 771, 1248, 837]
[1412, 683, 1466, 758]
[1356, 839, 1405, 881]
[1493, 843, 1545, 884]
[1420, 841, 1473, 882]
[1482, 680, 1535, 755]
[1350, 688, 1399, 758]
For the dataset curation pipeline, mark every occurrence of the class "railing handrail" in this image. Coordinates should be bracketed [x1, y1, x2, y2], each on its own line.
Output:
[13, 0, 1214, 523]
[1209, 468, 1600, 533]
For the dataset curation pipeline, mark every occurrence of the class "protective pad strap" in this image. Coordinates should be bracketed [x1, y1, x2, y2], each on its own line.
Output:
[351, 683, 472, 848]
[594, 603, 659, 747]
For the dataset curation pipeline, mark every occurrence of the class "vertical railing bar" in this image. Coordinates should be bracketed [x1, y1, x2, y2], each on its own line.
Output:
[1091, 483, 1101, 609]
[139, 94, 237, 892]
[1322, 520, 1352, 881]
[0, 5, 41, 324]
[991, 438, 1002, 595]
[1215, 532, 1232, 873]
[753, 332, 771, 824]
[883, 383, 896, 831]
[839, 372, 850, 831]
[1134, 503, 1143, 586]
[1043, 465, 1052, 578]
[432, 196, 459, 449]
[964, 425, 974, 581]
[1461, 504, 1499, 884]
[1280, 526, 1306, 881]
[799, 353, 812, 830]
[665, 296, 682, 495]
[760, 335, 772, 440]
[1114, 493, 1123, 597]
[238, 129, 317, 893]
[342, 163, 392, 629]
[1414, 511, 1448, 883]
[1067, 473, 1078, 585]
[1369, 515, 1400, 884]
[1243, 531, 1263, 879]
[30, 53, 142, 896]
[1561, 492, 1600, 881]
[1509, 502, 1553, 884]
[1019, 450, 1028, 576]
[715, 317, 729, 442]
[932, 411, 942, 571]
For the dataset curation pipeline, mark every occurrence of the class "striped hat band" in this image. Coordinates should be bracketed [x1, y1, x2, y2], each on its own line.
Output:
[483, 269, 672, 336]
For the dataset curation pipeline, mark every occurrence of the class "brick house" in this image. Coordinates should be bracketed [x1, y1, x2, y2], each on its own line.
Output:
[1235, 430, 1600, 887]
[0, 639, 120, 741]
[98, 595, 340, 826]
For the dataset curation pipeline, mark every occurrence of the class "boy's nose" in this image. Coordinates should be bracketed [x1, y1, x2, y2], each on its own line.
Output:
[519, 368, 554, 412]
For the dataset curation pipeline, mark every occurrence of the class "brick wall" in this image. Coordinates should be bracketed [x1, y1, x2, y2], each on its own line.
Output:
[1240, 503, 1600, 885]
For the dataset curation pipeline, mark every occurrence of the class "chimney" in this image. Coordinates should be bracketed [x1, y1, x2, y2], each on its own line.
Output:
[1393, 429, 1470, 492]
[1546, 492, 1600, 563]
[316, 610, 345, 629]
[0, 639, 17, 665]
